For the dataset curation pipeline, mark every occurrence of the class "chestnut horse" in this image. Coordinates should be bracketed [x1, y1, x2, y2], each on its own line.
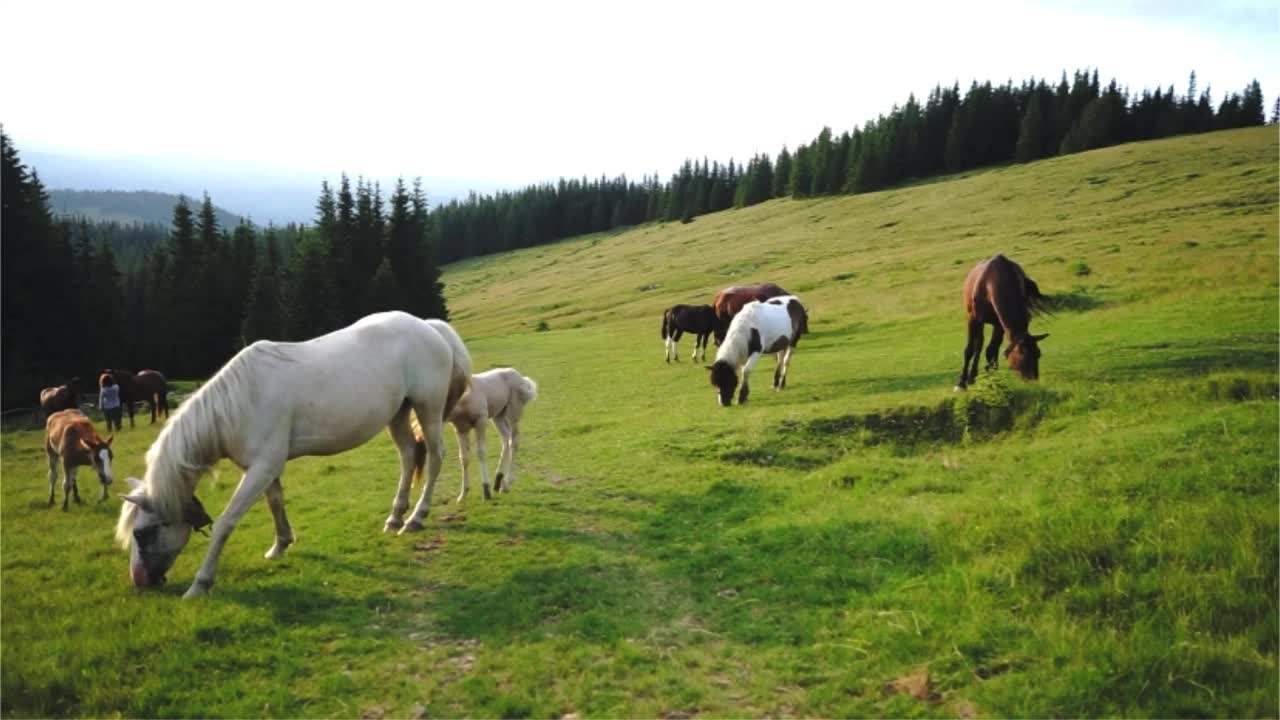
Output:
[955, 254, 1051, 390]
[39, 377, 83, 419]
[44, 409, 115, 510]
[711, 283, 790, 343]
[103, 369, 170, 426]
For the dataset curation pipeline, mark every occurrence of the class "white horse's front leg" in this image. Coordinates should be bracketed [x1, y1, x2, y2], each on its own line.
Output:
[186, 462, 282, 598]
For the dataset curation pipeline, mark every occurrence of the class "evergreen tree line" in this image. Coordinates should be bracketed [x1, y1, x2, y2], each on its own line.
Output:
[3, 128, 447, 408]
[429, 70, 1267, 260]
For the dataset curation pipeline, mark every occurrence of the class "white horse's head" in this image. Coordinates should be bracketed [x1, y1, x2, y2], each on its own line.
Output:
[118, 477, 213, 587]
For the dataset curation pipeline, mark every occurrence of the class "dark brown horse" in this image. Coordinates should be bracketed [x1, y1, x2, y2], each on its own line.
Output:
[103, 369, 170, 426]
[39, 377, 83, 419]
[711, 283, 790, 343]
[661, 304, 718, 363]
[956, 255, 1050, 390]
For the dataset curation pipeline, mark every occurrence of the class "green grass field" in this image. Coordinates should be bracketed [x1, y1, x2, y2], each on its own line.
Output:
[3, 127, 1277, 718]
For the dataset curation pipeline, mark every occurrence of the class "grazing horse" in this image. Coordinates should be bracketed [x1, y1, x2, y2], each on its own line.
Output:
[105, 369, 170, 426]
[711, 283, 791, 343]
[411, 367, 538, 502]
[955, 254, 1051, 391]
[39, 377, 83, 419]
[44, 409, 115, 510]
[661, 304, 717, 362]
[114, 311, 472, 598]
[707, 295, 809, 406]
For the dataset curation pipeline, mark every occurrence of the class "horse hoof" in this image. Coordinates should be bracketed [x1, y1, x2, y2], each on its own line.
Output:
[398, 520, 424, 535]
[483, 487, 492, 500]
[383, 517, 404, 532]
[953, 385, 967, 393]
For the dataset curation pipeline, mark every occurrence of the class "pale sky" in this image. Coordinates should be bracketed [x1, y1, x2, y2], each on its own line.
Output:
[4, 0, 1277, 190]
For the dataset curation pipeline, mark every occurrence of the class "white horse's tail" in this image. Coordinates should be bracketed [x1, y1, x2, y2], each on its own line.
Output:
[411, 319, 472, 486]
[514, 374, 538, 405]
[425, 319, 473, 420]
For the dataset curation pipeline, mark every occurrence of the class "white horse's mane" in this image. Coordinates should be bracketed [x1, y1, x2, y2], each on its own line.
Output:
[114, 342, 295, 546]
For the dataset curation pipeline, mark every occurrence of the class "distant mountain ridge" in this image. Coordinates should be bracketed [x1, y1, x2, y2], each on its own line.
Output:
[48, 189, 243, 228]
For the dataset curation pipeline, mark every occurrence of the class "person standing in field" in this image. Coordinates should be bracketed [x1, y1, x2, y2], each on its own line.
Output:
[99, 373, 123, 432]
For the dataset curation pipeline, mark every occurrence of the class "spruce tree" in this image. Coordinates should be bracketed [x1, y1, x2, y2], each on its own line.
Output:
[242, 228, 284, 343]
[1015, 91, 1047, 162]
[284, 231, 339, 340]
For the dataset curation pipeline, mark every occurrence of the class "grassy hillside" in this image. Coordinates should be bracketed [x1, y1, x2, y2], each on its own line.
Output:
[3, 128, 1276, 718]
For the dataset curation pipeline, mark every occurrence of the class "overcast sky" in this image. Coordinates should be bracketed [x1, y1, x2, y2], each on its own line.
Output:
[4, 0, 1277, 191]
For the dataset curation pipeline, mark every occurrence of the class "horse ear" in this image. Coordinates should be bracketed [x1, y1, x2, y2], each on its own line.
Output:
[105, 434, 114, 446]
[120, 493, 156, 514]
[704, 365, 715, 371]
[126, 477, 143, 490]
[1032, 333, 1049, 342]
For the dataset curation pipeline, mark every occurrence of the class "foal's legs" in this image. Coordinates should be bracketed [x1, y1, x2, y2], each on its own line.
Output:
[956, 318, 984, 390]
[493, 414, 518, 493]
[454, 425, 473, 503]
[401, 403, 445, 534]
[185, 457, 286, 598]
[263, 477, 294, 560]
[63, 462, 81, 510]
[46, 447, 58, 506]
[984, 325, 1005, 372]
[384, 404, 418, 532]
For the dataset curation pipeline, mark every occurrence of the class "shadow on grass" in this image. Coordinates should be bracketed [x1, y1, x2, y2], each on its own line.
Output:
[1111, 337, 1278, 379]
[421, 479, 938, 649]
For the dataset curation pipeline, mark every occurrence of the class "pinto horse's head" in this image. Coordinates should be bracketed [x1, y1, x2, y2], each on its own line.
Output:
[1006, 333, 1049, 380]
[118, 478, 213, 588]
[707, 360, 739, 407]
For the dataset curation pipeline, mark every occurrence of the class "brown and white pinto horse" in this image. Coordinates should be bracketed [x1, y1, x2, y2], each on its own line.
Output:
[39, 377, 83, 419]
[103, 369, 170, 426]
[707, 295, 809, 406]
[44, 409, 115, 510]
[955, 254, 1051, 391]
[711, 283, 790, 343]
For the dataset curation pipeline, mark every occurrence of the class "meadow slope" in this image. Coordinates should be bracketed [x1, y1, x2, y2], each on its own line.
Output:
[2, 127, 1277, 718]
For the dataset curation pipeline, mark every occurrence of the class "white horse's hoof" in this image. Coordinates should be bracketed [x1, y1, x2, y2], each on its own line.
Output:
[953, 385, 966, 393]
[398, 520, 425, 535]
[383, 517, 404, 532]
[182, 583, 210, 599]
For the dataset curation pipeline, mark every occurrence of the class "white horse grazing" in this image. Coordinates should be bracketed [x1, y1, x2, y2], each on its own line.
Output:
[114, 311, 471, 598]
[411, 368, 538, 502]
[706, 295, 809, 406]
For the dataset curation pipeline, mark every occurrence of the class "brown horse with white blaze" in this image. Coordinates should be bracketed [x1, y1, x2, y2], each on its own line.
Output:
[44, 409, 115, 509]
[711, 283, 790, 343]
[955, 254, 1051, 390]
